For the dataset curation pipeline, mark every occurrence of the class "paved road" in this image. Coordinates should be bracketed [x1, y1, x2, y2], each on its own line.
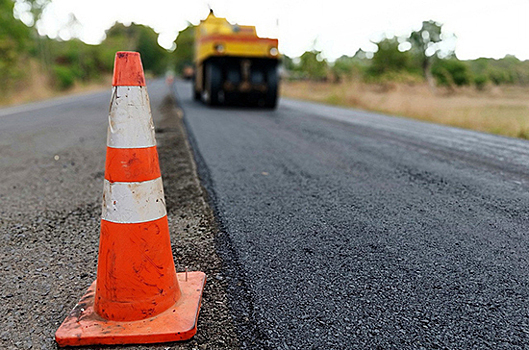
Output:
[176, 80, 529, 349]
[0, 82, 169, 219]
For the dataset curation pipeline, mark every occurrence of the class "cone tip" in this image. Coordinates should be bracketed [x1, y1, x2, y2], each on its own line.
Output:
[112, 51, 146, 86]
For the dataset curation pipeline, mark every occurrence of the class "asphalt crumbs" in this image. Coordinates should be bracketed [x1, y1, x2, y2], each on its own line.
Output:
[176, 80, 529, 350]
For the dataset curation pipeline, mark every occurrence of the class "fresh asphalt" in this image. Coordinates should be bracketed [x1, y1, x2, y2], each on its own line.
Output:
[176, 80, 529, 349]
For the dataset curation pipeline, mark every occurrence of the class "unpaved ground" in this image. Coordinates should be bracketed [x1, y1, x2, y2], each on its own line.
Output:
[281, 80, 529, 139]
[0, 89, 239, 349]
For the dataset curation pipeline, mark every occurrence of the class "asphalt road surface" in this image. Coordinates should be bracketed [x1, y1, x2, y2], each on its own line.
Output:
[175, 80, 529, 349]
[2, 78, 529, 350]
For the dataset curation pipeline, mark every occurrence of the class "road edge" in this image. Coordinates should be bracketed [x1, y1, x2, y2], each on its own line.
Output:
[172, 85, 272, 350]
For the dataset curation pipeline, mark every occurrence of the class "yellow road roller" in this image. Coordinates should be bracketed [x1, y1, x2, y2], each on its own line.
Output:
[193, 10, 280, 108]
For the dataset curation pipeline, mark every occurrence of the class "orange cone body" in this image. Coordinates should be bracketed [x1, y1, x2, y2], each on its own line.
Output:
[55, 52, 206, 346]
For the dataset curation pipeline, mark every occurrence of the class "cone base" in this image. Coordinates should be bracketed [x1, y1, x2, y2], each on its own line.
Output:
[55, 271, 206, 347]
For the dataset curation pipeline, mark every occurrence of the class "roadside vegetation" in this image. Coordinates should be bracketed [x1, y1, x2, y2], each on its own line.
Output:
[0, 0, 172, 105]
[280, 21, 529, 139]
[2, 1, 529, 139]
[282, 81, 529, 139]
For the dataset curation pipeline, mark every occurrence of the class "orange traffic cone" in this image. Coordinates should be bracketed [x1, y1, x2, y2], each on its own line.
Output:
[55, 52, 206, 346]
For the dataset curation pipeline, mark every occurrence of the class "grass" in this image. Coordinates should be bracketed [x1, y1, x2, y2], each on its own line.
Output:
[0, 60, 110, 107]
[281, 80, 529, 139]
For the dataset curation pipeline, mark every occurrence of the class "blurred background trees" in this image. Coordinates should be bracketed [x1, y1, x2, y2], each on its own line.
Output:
[284, 20, 529, 91]
[0, 0, 32, 92]
[297, 50, 328, 80]
[408, 20, 443, 87]
[0, 0, 171, 99]
[173, 23, 195, 76]
[368, 38, 414, 78]
[1, 0, 529, 102]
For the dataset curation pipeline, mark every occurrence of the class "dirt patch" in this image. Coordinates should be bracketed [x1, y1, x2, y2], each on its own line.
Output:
[0, 93, 239, 350]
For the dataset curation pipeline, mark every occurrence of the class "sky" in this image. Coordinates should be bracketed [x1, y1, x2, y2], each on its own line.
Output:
[16, 0, 529, 62]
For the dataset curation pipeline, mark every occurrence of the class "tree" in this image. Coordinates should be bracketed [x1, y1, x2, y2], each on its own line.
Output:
[331, 55, 355, 81]
[281, 55, 296, 71]
[173, 23, 195, 75]
[136, 25, 169, 75]
[331, 55, 366, 82]
[299, 50, 327, 80]
[369, 37, 411, 76]
[2, 0, 32, 47]
[14, 0, 50, 27]
[431, 58, 471, 87]
[407, 20, 449, 87]
[101, 22, 169, 75]
[14, 0, 52, 69]
[467, 55, 529, 86]
[0, 0, 32, 92]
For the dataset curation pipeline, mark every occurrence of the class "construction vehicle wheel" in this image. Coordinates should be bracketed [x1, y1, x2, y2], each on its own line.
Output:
[193, 89, 201, 101]
[264, 65, 278, 109]
[191, 73, 200, 101]
[205, 61, 222, 106]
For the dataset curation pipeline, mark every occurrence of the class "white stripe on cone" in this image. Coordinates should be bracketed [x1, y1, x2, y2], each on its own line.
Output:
[102, 177, 167, 223]
[107, 86, 156, 149]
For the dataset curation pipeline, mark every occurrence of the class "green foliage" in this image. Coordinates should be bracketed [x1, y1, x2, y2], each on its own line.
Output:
[473, 74, 488, 90]
[3, 4, 529, 99]
[281, 55, 296, 71]
[48, 39, 106, 83]
[331, 55, 365, 81]
[136, 25, 168, 75]
[0, 0, 178, 99]
[491, 69, 513, 85]
[1, 0, 32, 49]
[101, 22, 169, 75]
[408, 20, 443, 59]
[99, 22, 135, 71]
[0, 1, 173, 96]
[369, 38, 412, 76]
[173, 23, 195, 75]
[468, 55, 529, 86]
[13, 0, 50, 27]
[53, 65, 76, 90]
[407, 20, 448, 82]
[431, 59, 471, 86]
[0, 0, 33, 91]
[283, 20, 509, 90]
[298, 50, 328, 80]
